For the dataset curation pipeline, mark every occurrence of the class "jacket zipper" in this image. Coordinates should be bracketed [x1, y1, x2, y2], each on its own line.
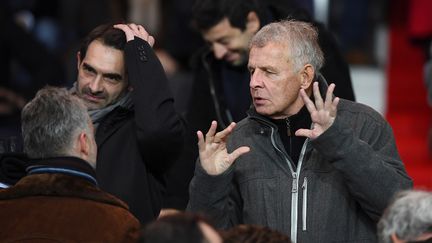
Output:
[285, 118, 292, 136]
[269, 126, 309, 243]
[302, 177, 308, 231]
[202, 52, 232, 128]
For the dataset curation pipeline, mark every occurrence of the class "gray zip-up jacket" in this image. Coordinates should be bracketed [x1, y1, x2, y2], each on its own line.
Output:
[187, 85, 412, 243]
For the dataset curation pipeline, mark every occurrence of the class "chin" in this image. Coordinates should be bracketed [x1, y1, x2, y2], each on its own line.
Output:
[85, 103, 104, 111]
[255, 108, 271, 116]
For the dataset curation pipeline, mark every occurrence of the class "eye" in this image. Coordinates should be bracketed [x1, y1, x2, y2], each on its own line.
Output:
[103, 74, 122, 84]
[248, 68, 255, 75]
[264, 69, 276, 75]
[104, 76, 116, 83]
[219, 40, 229, 45]
[82, 66, 96, 77]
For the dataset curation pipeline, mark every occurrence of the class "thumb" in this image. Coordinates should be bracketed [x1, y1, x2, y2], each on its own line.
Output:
[295, 129, 313, 138]
[228, 146, 250, 163]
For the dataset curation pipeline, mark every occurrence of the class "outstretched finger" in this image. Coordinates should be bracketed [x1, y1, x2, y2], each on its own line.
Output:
[197, 131, 205, 153]
[205, 121, 218, 144]
[299, 88, 317, 114]
[313, 82, 324, 110]
[214, 122, 236, 143]
[324, 83, 336, 109]
[330, 97, 340, 117]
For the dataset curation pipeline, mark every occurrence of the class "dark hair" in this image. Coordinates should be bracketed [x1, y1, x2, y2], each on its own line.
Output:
[192, 0, 260, 31]
[139, 213, 215, 243]
[79, 23, 127, 60]
[221, 224, 291, 243]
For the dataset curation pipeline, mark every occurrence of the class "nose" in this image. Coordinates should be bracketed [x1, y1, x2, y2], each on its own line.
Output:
[88, 76, 104, 93]
[212, 43, 228, 60]
[250, 70, 263, 89]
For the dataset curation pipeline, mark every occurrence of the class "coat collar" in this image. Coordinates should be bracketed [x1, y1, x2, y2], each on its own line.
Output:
[0, 173, 129, 210]
[27, 156, 97, 186]
[95, 106, 133, 147]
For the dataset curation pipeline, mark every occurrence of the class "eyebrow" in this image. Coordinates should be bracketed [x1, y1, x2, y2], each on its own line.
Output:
[83, 63, 123, 81]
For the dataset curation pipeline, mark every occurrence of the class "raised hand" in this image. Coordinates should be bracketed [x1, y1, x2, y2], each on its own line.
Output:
[295, 82, 340, 140]
[197, 121, 250, 175]
[113, 23, 155, 47]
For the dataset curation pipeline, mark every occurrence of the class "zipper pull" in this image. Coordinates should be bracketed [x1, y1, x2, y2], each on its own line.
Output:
[285, 118, 291, 136]
[292, 173, 298, 193]
[302, 177, 308, 188]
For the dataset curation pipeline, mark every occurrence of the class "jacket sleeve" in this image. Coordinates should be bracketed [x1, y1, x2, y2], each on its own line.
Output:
[311, 104, 413, 222]
[124, 38, 185, 173]
[187, 160, 242, 228]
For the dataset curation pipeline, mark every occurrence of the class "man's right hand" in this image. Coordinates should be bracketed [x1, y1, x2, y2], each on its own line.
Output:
[197, 121, 250, 175]
[113, 23, 155, 47]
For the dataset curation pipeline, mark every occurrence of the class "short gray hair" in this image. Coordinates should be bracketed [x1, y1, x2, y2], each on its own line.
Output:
[378, 190, 432, 243]
[249, 19, 324, 73]
[21, 87, 91, 158]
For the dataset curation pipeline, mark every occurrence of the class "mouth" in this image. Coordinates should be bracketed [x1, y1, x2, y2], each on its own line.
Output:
[224, 52, 240, 63]
[253, 97, 267, 105]
[83, 94, 105, 103]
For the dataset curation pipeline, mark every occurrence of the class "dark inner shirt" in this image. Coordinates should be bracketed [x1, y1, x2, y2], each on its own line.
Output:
[270, 105, 312, 166]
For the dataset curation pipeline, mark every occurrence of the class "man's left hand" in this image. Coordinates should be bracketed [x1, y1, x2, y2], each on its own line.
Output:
[295, 82, 339, 140]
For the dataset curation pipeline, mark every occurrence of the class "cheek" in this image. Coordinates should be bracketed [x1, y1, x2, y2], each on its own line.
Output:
[77, 72, 91, 87]
[106, 85, 125, 99]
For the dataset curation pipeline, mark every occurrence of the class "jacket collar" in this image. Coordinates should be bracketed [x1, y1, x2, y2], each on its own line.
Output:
[27, 156, 97, 186]
[95, 106, 132, 147]
[0, 157, 129, 210]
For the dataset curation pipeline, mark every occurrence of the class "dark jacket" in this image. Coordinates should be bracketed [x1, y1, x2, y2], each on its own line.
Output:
[188, 80, 412, 243]
[95, 38, 185, 224]
[0, 153, 28, 188]
[0, 157, 140, 242]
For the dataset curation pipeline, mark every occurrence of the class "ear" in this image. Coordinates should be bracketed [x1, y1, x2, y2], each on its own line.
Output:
[245, 11, 260, 34]
[77, 52, 82, 71]
[78, 132, 90, 157]
[299, 64, 315, 90]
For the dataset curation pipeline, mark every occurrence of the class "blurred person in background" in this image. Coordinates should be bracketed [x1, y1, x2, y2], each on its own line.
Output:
[378, 189, 432, 243]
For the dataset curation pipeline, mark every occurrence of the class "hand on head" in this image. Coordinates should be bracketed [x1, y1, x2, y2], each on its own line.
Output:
[113, 23, 155, 47]
[295, 82, 339, 140]
[197, 121, 250, 175]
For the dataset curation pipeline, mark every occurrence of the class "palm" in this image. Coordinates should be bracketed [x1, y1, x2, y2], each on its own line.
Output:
[198, 122, 250, 175]
[296, 82, 339, 139]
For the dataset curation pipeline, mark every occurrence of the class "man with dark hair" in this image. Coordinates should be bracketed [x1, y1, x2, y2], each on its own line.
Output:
[0, 87, 140, 242]
[188, 20, 412, 243]
[71, 23, 185, 223]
